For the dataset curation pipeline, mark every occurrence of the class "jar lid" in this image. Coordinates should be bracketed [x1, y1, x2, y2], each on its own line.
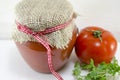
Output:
[12, 0, 76, 49]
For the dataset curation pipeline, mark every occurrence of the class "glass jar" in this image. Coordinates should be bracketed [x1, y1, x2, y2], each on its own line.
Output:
[13, 0, 78, 76]
[15, 26, 77, 73]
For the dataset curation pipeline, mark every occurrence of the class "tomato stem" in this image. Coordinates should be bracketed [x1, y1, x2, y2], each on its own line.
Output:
[87, 29, 102, 42]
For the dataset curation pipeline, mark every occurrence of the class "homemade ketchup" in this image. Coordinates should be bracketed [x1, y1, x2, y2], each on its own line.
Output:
[15, 27, 77, 73]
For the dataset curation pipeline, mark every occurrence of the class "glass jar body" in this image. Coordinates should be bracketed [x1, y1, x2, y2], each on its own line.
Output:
[15, 27, 77, 73]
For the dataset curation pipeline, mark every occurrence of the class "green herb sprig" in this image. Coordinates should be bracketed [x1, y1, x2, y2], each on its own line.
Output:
[73, 58, 120, 80]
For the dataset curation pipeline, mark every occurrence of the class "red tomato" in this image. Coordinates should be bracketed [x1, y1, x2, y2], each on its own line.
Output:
[75, 26, 117, 65]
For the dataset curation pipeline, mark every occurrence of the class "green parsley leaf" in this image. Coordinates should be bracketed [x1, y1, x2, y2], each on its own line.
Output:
[73, 62, 83, 80]
[73, 58, 120, 80]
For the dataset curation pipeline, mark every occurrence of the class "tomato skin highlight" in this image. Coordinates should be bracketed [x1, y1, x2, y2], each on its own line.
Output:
[75, 26, 117, 65]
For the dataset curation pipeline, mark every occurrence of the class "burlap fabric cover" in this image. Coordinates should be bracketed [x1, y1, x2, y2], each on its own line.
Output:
[12, 0, 76, 49]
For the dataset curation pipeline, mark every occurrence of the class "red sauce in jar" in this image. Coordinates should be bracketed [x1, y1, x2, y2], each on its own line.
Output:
[15, 27, 77, 73]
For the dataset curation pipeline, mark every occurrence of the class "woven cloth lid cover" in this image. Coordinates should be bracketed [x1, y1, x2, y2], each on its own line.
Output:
[12, 0, 76, 49]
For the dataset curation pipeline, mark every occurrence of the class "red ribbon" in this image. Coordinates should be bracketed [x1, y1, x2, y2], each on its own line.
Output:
[16, 20, 72, 80]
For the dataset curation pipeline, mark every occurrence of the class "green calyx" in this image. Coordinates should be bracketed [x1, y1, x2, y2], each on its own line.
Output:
[87, 29, 102, 42]
[92, 30, 102, 42]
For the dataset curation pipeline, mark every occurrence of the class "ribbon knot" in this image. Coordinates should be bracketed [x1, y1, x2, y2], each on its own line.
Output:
[16, 20, 72, 80]
[31, 32, 38, 36]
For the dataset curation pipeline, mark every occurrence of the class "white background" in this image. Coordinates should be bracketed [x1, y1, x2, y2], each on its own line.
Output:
[0, 0, 120, 41]
[0, 0, 120, 80]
